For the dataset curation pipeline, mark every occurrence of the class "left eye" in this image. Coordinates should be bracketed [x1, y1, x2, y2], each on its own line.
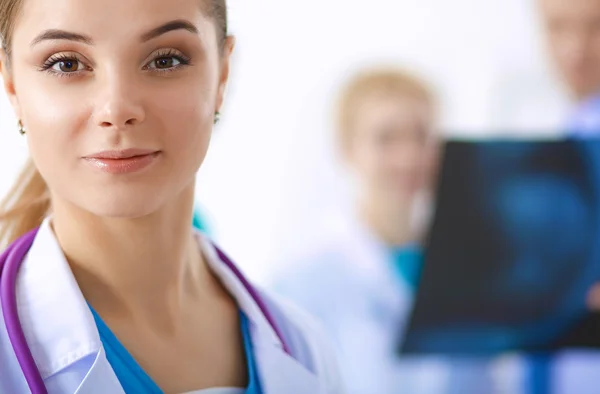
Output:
[52, 59, 85, 73]
[148, 57, 181, 70]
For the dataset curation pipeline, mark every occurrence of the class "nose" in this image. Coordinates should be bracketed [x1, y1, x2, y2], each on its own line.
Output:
[92, 73, 146, 129]
[391, 141, 422, 170]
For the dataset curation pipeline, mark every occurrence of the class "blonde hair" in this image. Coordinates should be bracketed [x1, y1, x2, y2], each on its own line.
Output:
[0, 0, 48, 247]
[0, 0, 228, 248]
[335, 67, 435, 151]
[0, 159, 51, 247]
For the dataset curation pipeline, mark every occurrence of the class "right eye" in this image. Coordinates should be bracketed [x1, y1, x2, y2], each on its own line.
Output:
[40, 54, 88, 76]
[51, 58, 84, 73]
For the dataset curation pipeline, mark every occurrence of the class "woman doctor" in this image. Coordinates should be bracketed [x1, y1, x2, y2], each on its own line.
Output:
[271, 68, 497, 394]
[0, 0, 343, 393]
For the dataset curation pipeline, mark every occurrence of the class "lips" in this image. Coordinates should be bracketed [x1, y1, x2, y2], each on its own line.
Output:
[85, 148, 159, 160]
[83, 149, 161, 174]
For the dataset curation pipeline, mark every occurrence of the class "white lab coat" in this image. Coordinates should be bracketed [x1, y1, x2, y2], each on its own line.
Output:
[0, 218, 344, 394]
[269, 212, 600, 394]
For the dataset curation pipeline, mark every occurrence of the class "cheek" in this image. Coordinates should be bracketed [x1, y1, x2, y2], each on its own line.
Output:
[353, 151, 387, 184]
[16, 65, 86, 118]
[592, 37, 600, 65]
[16, 69, 87, 133]
[17, 78, 86, 179]
[151, 82, 214, 169]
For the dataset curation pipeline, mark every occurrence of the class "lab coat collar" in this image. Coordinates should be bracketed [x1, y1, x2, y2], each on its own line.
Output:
[72, 348, 124, 394]
[326, 212, 413, 319]
[16, 219, 319, 393]
[198, 234, 323, 393]
[327, 211, 399, 284]
[197, 233, 283, 350]
[17, 218, 103, 380]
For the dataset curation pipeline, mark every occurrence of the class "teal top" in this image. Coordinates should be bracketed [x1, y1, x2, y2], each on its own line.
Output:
[388, 244, 424, 293]
[88, 305, 262, 394]
[192, 207, 211, 234]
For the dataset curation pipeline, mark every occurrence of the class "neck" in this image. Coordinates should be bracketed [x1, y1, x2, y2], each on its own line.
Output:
[50, 186, 213, 321]
[572, 86, 600, 103]
[359, 192, 416, 247]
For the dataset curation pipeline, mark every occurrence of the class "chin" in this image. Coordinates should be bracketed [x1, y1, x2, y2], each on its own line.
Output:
[386, 183, 418, 198]
[75, 188, 168, 219]
[85, 200, 160, 219]
[569, 79, 598, 99]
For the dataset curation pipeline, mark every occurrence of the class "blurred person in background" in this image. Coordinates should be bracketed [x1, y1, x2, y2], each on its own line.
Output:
[541, 0, 600, 104]
[269, 68, 498, 394]
[490, 0, 600, 134]
[540, 0, 600, 134]
[537, 0, 600, 315]
[491, 1, 600, 392]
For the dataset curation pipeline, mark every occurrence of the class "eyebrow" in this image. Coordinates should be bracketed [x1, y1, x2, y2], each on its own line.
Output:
[30, 30, 92, 47]
[30, 19, 199, 47]
[140, 19, 199, 42]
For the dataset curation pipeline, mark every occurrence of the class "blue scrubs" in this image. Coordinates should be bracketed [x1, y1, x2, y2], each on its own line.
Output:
[527, 355, 551, 394]
[89, 305, 262, 394]
[388, 244, 424, 292]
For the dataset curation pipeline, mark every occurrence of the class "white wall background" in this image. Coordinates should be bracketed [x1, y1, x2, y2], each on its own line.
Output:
[0, 0, 567, 282]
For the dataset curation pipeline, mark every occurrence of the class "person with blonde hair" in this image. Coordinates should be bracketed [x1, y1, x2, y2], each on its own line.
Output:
[0, 0, 344, 392]
[270, 67, 496, 393]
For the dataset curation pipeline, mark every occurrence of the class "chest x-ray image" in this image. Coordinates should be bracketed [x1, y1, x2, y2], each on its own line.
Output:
[400, 139, 600, 355]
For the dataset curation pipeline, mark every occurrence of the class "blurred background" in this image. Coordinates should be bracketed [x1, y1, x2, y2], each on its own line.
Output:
[0, 0, 559, 282]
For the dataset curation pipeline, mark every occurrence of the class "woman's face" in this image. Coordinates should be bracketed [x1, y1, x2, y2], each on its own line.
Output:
[347, 93, 437, 204]
[1, 0, 233, 218]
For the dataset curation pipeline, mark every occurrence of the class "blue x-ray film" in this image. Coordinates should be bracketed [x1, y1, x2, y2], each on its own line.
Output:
[400, 139, 600, 356]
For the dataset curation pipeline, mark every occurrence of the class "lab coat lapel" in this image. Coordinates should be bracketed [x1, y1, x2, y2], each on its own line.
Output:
[198, 234, 324, 394]
[253, 340, 322, 393]
[16, 218, 123, 393]
[74, 348, 124, 394]
[341, 213, 411, 314]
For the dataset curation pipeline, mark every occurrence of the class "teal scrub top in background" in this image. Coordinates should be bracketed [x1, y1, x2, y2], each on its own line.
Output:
[192, 207, 211, 234]
[388, 244, 424, 293]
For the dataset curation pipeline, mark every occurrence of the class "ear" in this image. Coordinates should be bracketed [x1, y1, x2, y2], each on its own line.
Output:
[0, 49, 22, 119]
[214, 36, 236, 114]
